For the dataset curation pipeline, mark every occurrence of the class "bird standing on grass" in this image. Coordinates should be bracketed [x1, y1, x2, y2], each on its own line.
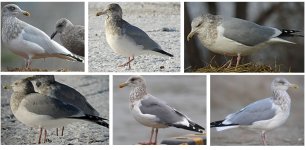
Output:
[187, 14, 303, 68]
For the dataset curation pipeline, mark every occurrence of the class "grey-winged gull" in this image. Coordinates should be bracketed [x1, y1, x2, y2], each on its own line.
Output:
[210, 77, 298, 145]
[119, 75, 205, 145]
[26, 75, 100, 136]
[187, 14, 303, 67]
[50, 18, 84, 56]
[1, 4, 83, 69]
[10, 78, 108, 144]
[96, 3, 173, 69]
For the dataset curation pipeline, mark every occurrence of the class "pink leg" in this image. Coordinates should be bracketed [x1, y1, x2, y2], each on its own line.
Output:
[139, 128, 155, 145]
[235, 54, 241, 67]
[25, 59, 32, 69]
[118, 56, 135, 69]
[38, 128, 42, 144]
[61, 126, 64, 136]
[44, 129, 47, 143]
[153, 128, 158, 145]
[261, 131, 267, 145]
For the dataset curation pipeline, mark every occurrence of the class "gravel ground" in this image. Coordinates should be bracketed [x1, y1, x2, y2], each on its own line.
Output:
[1, 75, 109, 145]
[210, 75, 304, 146]
[88, 2, 180, 72]
[113, 75, 206, 145]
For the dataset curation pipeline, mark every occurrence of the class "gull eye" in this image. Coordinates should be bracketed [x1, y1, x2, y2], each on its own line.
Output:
[57, 24, 63, 28]
[278, 80, 285, 84]
[10, 6, 16, 11]
[195, 21, 203, 27]
[130, 78, 136, 82]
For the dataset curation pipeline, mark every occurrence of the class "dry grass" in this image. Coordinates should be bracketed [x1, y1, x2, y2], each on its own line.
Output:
[195, 63, 282, 73]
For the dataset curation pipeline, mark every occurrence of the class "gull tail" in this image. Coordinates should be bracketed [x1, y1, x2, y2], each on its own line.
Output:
[278, 29, 304, 38]
[210, 120, 238, 131]
[73, 115, 109, 128]
[171, 121, 205, 133]
[152, 48, 174, 57]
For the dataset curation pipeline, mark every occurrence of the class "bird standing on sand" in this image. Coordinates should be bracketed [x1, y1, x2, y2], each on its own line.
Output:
[10, 78, 108, 144]
[96, 3, 173, 69]
[187, 14, 303, 67]
[211, 77, 298, 145]
[119, 76, 205, 145]
[1, 4, 83, 69]
[26, 75, 100, 136]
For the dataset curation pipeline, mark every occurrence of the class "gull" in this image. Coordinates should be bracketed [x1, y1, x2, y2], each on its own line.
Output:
[26, 75, 100, 136]
[1, 4, 83, 69]
[96, 3, 173, 69]
[210, 77, 298, 145]
[10, 78, 108, 144]
[119, 75, 205, 145]
[50, 18, 85, 56]
[187, 14, 303, 67]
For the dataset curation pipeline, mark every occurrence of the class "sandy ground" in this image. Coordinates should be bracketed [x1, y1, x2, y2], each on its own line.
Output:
[113, 75, 206, 145]
[1, 75, 109, 145]
[210, 75, 304, 146]
[88, 2, 180, 72]
[1, 2, 84, 72]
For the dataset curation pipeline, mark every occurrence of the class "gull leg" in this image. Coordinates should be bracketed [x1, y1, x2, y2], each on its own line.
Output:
[226, 57, 233, 68]
[153, 128, 158, 145]
[25, 58, 32, 69]
[61, 126, 64, 136]
[56, 128, 58, 136]
[44, 129, 47, 143]
[38, 128, 42, 144]
[118, 56, 135, 69]
[235, 54, 241, 67]
[261, 131, 267, 145]
[139, 128, 155, 145]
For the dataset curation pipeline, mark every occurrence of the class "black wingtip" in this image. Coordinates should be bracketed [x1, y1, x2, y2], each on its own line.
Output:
[153, 49, 174, 57]
[87, 115, 109, 128]
[210, 120, 238, 128]
[210, 120, 224, 128]
[65, 54, 84, 63]
[171, 122, 205, 133]
[71, 115, 109, 128]
[278, 29, 304, 37]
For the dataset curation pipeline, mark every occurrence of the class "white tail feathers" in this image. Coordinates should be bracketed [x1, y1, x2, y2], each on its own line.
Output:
[216, 125, 238, 131]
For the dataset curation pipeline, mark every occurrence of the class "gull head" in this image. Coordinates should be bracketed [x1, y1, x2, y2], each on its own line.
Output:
[25, 75, 55, 90]
[187, 16, 204, 41]
[96, 3, 122, 18]
[271, 77, 298, 91]
[51, 18, 73, 39]
[11, 79, 35, 93]
[119, 75, 146, 88]
[2, 4, 30, 17]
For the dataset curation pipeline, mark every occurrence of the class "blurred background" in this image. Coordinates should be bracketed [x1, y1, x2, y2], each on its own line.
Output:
[185, 2, 304, 72]
[1, 2, 84, 71]
[113, 75, 206, 145]
[1, 75, 109, 145]
[210, 75, 304, 145]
